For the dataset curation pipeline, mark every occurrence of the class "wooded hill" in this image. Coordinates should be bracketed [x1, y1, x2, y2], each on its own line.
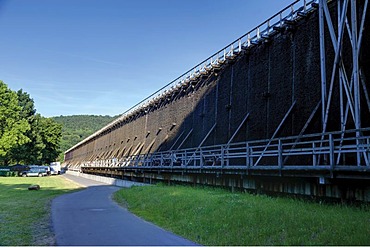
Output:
[52, 115, 119, 160]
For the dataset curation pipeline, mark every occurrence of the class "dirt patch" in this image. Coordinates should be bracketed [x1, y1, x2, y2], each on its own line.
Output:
[31, 201, 56, 246]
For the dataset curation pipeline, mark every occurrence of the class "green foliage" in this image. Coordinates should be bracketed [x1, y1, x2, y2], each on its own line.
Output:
[52, 115, 117, 160]
[114, 185, 370, 246]
[0, 81, 30, 162]
[0, 81, 62, 165]
[0, 176, 82, 245]
[17, 89, 36, 119]
[37, 115, 63, 164]
[10, 90, 42, 164]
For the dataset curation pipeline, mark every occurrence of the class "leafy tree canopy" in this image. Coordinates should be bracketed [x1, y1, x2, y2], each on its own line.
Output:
[17, 89, 36, 119]
[38, 115, 62, 164]
[0, 81, 30, 162]
[0, 81, 62, 165]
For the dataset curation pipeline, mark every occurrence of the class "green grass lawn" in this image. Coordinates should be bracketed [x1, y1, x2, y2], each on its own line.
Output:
[114, 184, 370, 246]
[0, 176, 82, 246]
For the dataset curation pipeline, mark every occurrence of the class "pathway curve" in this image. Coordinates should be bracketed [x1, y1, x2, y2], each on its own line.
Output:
[52, 174, 198, 246]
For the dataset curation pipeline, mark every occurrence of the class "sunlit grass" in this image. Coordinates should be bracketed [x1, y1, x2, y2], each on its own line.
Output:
[114, 184, 370, 246]
[0, 176, 82, 246]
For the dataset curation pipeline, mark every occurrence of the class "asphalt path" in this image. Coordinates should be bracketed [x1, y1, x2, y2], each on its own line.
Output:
[52, 174, 198, 246]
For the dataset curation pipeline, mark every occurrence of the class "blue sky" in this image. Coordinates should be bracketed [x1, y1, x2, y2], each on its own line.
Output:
[0, 0, 294, 117]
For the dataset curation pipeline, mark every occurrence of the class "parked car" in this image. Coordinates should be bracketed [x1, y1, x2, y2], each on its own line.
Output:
[30, 165, 50, 176]
[10, 164, 29, 172]
[19, 167, 48, 177]
[49, 162, 61, 175]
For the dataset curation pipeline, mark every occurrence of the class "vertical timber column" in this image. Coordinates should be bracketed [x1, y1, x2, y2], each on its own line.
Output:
[351, 0, 361, 165]
[319, 0, 327, 132]
[229, 66, 234, 140]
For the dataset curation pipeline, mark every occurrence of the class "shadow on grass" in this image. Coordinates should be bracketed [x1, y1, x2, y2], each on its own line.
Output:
[0, 176, 84, 246]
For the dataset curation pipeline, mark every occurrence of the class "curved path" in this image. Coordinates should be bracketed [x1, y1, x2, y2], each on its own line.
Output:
[52, 174, 198, 246]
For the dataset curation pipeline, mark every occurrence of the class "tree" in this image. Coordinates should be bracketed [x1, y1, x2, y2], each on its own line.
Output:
[37, 115, 62, 164]
[0, 82, 63, 165]
[9, 90, 43, 164]
[17, 89, 36, 119]
[0, 81, 30, 165]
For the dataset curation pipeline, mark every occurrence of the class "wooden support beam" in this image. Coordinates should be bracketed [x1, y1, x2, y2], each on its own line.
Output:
[226, 113, 250, 147]
[254, 101, 296, 166]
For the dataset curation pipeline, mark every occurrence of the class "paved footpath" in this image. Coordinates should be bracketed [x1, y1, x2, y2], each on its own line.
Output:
[52, 174, 199, 246]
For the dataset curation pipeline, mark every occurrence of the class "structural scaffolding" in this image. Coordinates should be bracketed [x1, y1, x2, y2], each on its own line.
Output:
[66, 0, 370, 188]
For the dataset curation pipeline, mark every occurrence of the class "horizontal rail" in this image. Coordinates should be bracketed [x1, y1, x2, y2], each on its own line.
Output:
[79, 128, 370, 174]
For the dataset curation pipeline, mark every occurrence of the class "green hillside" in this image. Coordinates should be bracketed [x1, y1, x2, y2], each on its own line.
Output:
[52, 115, 119, 160]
